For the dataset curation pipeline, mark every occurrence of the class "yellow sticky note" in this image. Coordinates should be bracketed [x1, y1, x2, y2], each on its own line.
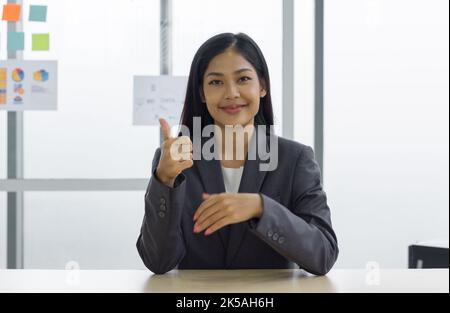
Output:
[2, 4, 21, 22]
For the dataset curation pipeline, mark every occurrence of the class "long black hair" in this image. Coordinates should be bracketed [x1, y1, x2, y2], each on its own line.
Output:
[180, 33, 274, 135]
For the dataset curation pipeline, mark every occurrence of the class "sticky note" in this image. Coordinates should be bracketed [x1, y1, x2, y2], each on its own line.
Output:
[2, 4, 21, 22]
[29, 5, 47, 22]
[7, 32, 25, 51]
[32, 34, 50, 51]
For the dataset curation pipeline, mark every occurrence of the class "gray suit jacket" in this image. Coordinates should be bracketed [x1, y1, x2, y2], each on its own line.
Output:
[137, 132, 338, 275]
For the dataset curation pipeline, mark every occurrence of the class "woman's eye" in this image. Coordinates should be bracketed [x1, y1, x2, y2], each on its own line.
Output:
[209, 80, 222, 85]
[239, 76, 252, 82]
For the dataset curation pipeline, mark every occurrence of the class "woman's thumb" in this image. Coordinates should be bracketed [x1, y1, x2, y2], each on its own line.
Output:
[159, 118, 171, 140]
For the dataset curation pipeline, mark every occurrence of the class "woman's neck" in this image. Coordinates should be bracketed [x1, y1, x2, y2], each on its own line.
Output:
[215, 120, 255, 168]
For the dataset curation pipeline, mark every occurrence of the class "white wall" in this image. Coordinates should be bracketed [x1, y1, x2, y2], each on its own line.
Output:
[324, 0, 449, 268]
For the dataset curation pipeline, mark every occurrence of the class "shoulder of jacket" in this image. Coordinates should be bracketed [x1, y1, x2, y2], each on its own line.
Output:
[276, 135, 312, 157]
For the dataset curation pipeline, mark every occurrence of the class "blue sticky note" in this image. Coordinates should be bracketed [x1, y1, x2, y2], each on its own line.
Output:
[29, 5, 47, 22]
[7, 32, 25, 51]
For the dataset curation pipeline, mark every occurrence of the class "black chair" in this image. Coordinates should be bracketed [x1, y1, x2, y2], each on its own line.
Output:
[409, 241, 449, 268]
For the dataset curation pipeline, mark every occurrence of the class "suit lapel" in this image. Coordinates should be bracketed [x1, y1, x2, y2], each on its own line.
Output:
[194, 135, 228, 250]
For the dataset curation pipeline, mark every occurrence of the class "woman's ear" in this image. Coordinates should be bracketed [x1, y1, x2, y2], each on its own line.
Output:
[260, 88, 267, 98]
[260, 79, 267, 98]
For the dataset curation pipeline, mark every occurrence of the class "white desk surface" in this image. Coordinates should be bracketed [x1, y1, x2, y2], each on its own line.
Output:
[0, 269, 448, 293]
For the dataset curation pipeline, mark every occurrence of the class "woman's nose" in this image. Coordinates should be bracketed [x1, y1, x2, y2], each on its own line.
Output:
[224, 83, 240, 99]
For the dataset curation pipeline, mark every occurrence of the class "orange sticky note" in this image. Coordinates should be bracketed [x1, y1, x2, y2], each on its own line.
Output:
[2, 4, 21, 22]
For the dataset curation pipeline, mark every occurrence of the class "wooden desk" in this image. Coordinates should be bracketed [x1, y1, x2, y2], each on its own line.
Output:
[0, 269, 448, 293]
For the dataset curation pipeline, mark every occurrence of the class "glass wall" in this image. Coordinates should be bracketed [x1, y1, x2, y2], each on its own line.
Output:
[0, 112, 5, 178]
[23, 0, 160, 179]
[294, 0, 315, 147]
[0, 0, 7, 180]
[20, 0, 160, 269]
[324, 0, 449, 267]
[0, 192, 5, 269]
[24, 191, 146, 269]
[0, 0, 7, 269]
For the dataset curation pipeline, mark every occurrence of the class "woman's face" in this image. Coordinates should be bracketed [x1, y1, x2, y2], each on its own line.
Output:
[201, 49, 267, 128]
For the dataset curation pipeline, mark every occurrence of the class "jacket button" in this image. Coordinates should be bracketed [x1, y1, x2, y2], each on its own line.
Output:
[278, 236, 285, 244]
[160, 198, 166, 205]
[158, 211, 165, 218]
[267, 230, 273, 238]
[272, 233, 279, 241]
[160, 204, 166, 211]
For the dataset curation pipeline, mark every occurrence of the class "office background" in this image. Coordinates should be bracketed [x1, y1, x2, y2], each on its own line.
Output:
[0, 0, 448, 270]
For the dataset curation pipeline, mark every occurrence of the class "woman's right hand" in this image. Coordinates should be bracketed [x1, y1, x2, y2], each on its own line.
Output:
[155, 118, 194, 187]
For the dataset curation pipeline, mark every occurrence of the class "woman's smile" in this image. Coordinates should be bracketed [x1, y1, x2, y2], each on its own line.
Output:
[220, 103, 248, 115]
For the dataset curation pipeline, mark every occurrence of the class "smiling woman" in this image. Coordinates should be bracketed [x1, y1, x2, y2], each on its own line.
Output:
[137, 33, 339, 275]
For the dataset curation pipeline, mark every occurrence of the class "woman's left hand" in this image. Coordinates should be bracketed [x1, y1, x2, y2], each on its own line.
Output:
[193, 193, 263, 236]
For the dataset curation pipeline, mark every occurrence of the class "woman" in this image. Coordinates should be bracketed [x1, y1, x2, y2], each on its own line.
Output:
[137, 33, 338, 275]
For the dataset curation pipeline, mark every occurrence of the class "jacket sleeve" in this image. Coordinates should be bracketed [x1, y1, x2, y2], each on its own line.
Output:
[249, 146, 339, 275]
[136, 148, 187, 274]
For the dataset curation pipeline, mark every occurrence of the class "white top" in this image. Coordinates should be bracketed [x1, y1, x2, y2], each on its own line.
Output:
[221, 166, 244, 193]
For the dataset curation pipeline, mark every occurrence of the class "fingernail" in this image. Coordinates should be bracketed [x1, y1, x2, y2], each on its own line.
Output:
[193, 225, 200, 233]
[204, 229, 211, 236]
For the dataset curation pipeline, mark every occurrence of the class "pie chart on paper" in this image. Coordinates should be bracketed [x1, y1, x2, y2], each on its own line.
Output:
[12, 68, 25, 82]
[33, 70, 49, 82]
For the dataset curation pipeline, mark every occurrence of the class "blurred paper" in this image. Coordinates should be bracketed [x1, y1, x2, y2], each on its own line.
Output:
[133, 76, 188, 126]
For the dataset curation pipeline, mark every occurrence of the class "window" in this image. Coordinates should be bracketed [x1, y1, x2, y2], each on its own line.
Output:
[22, 0, 160, 179]
[294, 0, 315, 147]
[324, 0, 449, 267]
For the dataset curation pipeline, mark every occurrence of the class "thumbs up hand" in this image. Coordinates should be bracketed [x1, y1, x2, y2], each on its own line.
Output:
[156, 118, 194, 187]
